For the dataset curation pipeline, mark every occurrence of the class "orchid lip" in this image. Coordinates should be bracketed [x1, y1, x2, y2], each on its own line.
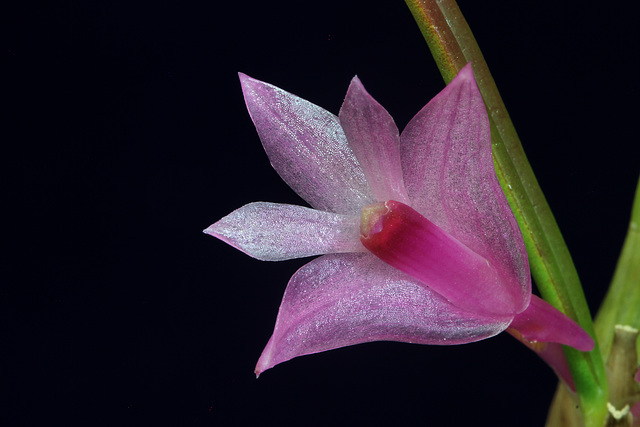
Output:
[359, 200, 521, 317]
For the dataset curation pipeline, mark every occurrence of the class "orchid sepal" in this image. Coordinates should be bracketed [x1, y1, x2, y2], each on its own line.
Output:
[204, 202, 364, 261]
[255, 253, 513, 376]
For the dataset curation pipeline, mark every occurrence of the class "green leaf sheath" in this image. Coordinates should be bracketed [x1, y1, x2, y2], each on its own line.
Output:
[595, 175, 640, 358]
[403, 0, 608, 425]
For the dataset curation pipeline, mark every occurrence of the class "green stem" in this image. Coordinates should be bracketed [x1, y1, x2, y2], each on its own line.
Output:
[403, 0, 608, 425]
[594, 175, 640, 358]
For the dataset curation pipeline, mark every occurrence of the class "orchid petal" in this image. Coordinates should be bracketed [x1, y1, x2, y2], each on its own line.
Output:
[509, 295, 594, 351]
[255, 253, 512, 374]
[338, 76, 409, 204]
[204, 202, 365, 261]
[239, 74, 374, 215]
[400, 62, 530, 313]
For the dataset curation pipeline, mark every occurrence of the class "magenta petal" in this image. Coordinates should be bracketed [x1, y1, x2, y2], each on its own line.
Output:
[338, 76, 409, 204]
[509, 295, 594, 351]
[255, 253, 512, 374]
[204, 202, 364, 261]
[239, 73, 374, 215]
[400, 63, 530, 313]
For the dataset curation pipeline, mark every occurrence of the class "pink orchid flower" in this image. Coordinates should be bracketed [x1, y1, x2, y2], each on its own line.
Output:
[205, 64, 593, 379]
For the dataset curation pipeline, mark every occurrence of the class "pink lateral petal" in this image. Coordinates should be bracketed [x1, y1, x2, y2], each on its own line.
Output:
[360, 200, 523, 316]
[338, 76, 409, 204]
[400, 63, 530, 313]
[239, 73, 374, 215]
[204, 202, 365, 261]
[509, 295, 594, 351]
[255, 253, 512, 375]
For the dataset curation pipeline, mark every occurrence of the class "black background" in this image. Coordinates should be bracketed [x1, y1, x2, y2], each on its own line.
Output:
[4, 1, 639, 425]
